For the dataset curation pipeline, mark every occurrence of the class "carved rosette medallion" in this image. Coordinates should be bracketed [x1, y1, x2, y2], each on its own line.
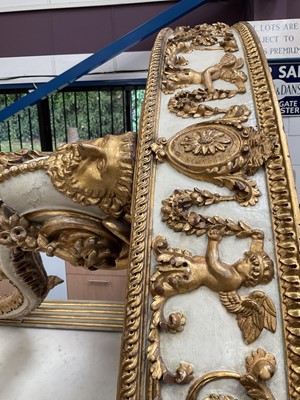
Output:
[162, 123, 241, 174]
[153, 121, 275, 179]
[151, 120, 275, 206]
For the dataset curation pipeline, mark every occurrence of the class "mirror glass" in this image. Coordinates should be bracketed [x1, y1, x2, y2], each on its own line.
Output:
[0, 254, 126, 331]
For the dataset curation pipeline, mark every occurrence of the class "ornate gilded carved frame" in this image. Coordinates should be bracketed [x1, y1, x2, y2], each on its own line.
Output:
[118, 22, 300, 400]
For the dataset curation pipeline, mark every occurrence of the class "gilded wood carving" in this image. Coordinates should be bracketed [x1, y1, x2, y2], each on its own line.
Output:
[0, 19, 296, 400]
[0, 133, 135, 318]
[119, 21, 300, 400]
[187, 348, 276, 400]
[151, 121, 275, 206]
[148, 228, 276, 383]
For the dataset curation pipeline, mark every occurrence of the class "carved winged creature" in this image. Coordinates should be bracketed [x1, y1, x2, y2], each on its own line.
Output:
[219, 290, 276, 344]
[151, 230, 276, 344]
[0, 132, 136, 318]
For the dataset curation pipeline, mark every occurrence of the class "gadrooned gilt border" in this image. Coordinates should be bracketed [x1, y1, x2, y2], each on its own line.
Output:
[234, 22, 300, 400]
[117, 28, 171, 400]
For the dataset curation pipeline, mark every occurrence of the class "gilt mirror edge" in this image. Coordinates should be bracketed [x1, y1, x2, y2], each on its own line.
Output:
[0, 299, 125, 332]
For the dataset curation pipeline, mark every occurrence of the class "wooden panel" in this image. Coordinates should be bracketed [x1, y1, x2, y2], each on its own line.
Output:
[65, 262, 127, 277]
[66, 273, 127, 301]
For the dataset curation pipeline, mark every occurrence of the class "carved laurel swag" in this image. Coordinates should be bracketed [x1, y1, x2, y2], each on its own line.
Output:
[161, 188, 258, 236]
[0, 204, 126, 271]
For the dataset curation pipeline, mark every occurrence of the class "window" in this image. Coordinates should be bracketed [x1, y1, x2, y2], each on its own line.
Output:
[0, 84, 145, 152]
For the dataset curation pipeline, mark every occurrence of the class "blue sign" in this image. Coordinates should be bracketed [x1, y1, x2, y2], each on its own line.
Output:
[270, 62, 300, 116]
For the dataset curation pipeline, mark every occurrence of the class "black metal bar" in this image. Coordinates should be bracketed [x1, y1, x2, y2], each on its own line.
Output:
[134, 88, 138, 131]
[125, 89, 132, 131]
[4, 93, 12, 151]
[74, 92, 78, 131]
[62, 92, 68, 143]
[50, 95, 57, 149]
[28, 107, 34, 149]
[98, 90, 103, 137]
[37, 98, 53, 151]
[17, 114, 23, 148]
[86, 91, 91, 139]
[16, 91, 23, 148]
[110, 89, 114, 133]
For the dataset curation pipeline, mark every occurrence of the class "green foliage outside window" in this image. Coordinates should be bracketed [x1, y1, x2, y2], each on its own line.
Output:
[0, 87, 145, 152]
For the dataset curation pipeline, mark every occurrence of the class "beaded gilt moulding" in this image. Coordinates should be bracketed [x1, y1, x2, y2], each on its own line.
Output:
[118, 22, 300, 400]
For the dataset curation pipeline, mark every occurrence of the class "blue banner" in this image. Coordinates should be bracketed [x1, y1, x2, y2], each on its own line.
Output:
[270, 62, 300, 116]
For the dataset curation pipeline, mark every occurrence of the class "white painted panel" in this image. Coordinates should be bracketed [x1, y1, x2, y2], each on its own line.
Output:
[285, 134, 300, 166]
[150, 29, 289, 400]
[0, 55, 55, 80]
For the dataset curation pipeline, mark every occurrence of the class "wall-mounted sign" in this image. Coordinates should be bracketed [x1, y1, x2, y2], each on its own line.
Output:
[249, 19, 300, 60]
[270, 62, 300, 116]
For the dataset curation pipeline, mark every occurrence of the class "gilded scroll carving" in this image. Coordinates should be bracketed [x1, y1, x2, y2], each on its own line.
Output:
[0, 131, 136, 318]
[152, 123, 275, 206]
[187, 348, 276, 400]
[0, 204, 128, 271]
[0, 247, 62, 318]
[0, 133, 136, 223]
[0, 139, 136, 315]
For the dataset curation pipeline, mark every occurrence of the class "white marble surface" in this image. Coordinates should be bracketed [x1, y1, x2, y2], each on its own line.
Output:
[0, 326, 122, 400]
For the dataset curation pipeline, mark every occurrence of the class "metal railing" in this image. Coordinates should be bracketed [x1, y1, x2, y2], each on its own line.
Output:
[0, 0, 208, 123]
[0, 85, 145, 152]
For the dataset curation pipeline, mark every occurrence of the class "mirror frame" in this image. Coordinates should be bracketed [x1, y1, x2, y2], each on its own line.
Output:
[0, 300, 124, 331]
